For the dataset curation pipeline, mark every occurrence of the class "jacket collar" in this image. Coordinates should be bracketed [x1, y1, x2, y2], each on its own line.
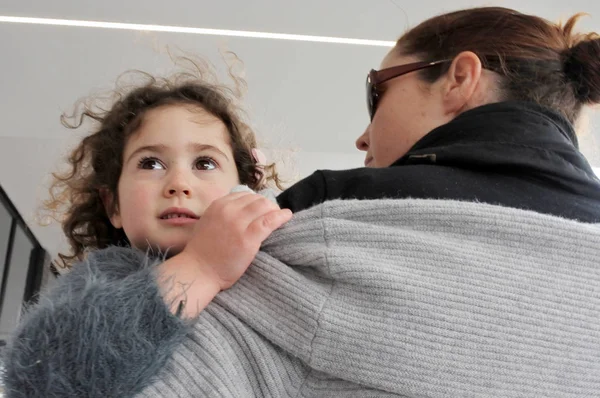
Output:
[393, 101, 600, 197]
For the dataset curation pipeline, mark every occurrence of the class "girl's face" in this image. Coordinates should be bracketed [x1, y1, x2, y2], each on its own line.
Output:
[108, 104, 240, 254]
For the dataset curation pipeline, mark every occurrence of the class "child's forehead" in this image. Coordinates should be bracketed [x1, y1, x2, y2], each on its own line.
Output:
[141, 104, 222, 127]
[123, 105, 232, 156]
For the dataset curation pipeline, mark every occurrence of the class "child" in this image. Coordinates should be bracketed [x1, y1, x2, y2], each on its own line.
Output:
[4, 60, 292, 397]
[45, 60, 292, 318]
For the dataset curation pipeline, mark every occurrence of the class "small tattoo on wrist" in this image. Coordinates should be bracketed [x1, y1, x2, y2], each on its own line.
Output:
[175, 300, 186, 317]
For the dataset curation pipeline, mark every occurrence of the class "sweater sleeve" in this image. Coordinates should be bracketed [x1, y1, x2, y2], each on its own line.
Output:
[2, 247, 190, 398]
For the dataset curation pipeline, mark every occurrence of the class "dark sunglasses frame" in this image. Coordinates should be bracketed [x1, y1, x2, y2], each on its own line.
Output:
[366, 60, 450, 120]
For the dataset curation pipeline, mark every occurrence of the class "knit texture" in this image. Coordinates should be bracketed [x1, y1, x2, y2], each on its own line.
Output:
[143, 199, 600, 397]
[4, 199, 600, 397]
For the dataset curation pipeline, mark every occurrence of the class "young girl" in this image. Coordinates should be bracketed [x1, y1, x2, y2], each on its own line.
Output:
[47, 61, 292, 319]
[5, 60, 292, 396]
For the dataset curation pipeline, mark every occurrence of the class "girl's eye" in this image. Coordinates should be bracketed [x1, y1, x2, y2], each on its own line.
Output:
[195, 157, 217, 171]
[138, 157, 165, 170]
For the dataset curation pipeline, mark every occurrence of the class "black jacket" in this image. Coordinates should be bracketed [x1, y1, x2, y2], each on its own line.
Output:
[277, 101, 600, 222]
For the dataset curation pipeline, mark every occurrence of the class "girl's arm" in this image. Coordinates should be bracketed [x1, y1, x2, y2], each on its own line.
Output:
[4, 247, 189, 398]
[3, 191, 291, 397]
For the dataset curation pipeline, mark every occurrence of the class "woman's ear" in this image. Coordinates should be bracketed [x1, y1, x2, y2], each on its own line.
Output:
[441, 51, 483, 115]
[99, 187, 122, 228]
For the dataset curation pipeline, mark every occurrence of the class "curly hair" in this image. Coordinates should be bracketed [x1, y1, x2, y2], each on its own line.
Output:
[45, 58, 282, 268]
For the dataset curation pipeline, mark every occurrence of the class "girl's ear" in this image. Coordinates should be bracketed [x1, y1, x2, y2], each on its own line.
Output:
[99, 187, 122, 228]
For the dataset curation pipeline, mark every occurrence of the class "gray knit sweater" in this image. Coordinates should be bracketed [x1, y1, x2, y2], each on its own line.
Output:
[5, 199, 600, 397]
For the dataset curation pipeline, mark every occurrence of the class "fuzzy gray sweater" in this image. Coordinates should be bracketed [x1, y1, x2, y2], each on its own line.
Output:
[4, 199, 600, 397]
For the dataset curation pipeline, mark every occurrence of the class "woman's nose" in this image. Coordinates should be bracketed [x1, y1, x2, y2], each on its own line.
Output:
[356, 127, 370, 151]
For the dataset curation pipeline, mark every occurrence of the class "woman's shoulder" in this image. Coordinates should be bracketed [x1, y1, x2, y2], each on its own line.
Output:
[277, 167, 404, 212]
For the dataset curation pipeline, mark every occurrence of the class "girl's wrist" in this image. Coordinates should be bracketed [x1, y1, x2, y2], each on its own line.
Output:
[157, 250, 221, 318]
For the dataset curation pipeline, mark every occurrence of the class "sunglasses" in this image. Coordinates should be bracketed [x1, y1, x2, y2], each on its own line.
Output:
[366, 60, 450, 120]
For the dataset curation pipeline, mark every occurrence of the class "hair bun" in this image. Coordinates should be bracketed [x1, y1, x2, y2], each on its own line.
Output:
[563, 37, 600, 104]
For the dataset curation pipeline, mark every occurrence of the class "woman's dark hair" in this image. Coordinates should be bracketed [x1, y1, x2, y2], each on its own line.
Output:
[397, 7, 600, 123]
[46, 58, 281, 268]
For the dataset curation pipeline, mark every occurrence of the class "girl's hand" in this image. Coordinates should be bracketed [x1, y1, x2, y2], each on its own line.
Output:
[158, 192, 292, 318]
[184, 191, 292, 290]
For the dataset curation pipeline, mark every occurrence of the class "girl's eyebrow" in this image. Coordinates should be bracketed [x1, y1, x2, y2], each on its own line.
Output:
[187, 143, 229, 160]
[125, 144, 166, 164]
[126, 143, 229, 164]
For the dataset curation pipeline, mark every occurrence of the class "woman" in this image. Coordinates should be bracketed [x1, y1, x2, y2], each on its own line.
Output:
[5, 7, 600, 398]
[278, 7, 600, 220]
